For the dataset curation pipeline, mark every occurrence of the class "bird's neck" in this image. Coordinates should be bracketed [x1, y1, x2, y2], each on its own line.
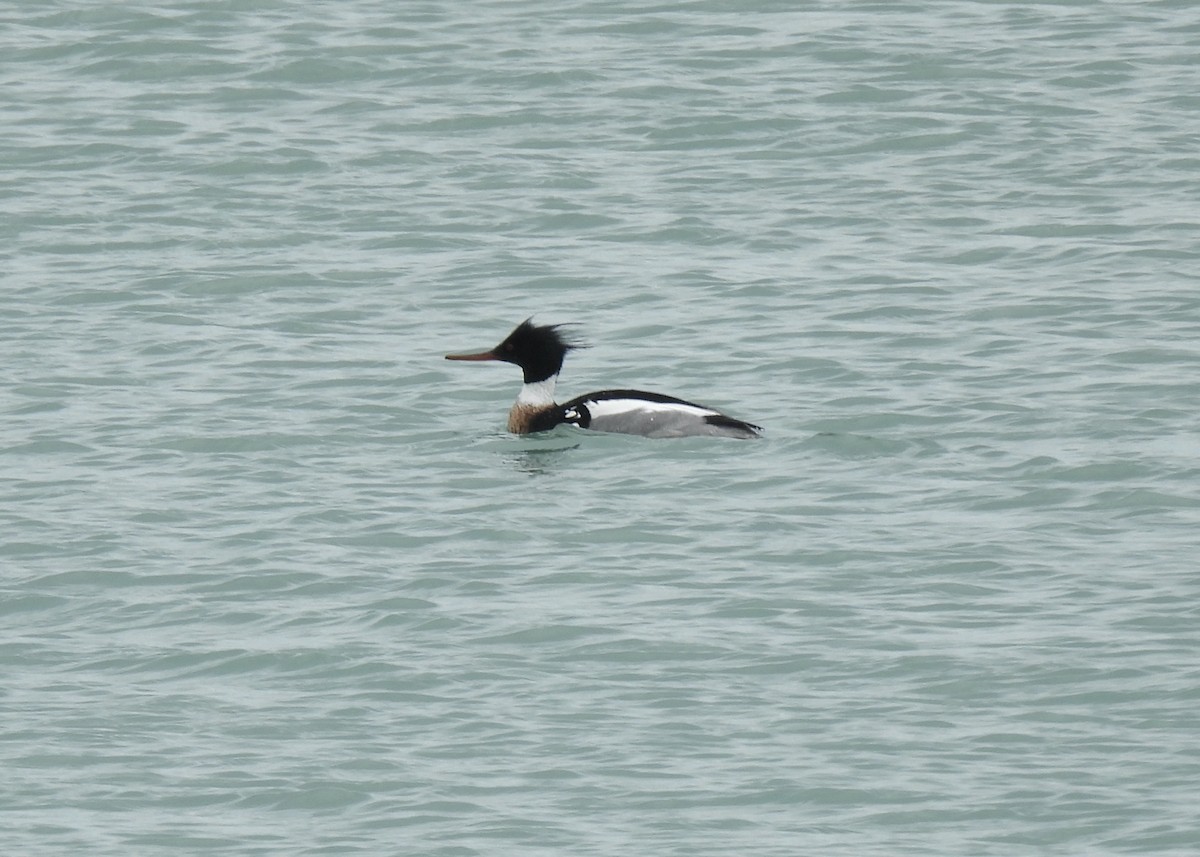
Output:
[515, 375, 558, 408]
[508, 375, 558, 434]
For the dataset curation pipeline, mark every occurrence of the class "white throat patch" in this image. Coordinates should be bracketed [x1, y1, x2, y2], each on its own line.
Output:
[515, 376, 558, 407]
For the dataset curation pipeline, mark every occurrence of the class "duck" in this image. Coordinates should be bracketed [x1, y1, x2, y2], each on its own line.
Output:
[445, 319, 762, 439]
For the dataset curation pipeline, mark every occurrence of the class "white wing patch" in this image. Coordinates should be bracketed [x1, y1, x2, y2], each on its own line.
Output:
[583, 398, 716, 420]
[577, 397, 729, 438]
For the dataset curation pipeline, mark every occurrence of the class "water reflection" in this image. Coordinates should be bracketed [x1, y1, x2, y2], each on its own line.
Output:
[502, 441, 581, 476]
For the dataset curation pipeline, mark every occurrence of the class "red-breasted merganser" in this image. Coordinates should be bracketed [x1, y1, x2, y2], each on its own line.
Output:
[445, 319, 762, 439]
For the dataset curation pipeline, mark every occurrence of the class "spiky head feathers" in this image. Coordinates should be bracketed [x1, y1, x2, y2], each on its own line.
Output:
[491, 318, 584, 382]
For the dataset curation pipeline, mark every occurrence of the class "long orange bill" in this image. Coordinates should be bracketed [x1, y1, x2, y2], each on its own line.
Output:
[445, 350, 499, 361]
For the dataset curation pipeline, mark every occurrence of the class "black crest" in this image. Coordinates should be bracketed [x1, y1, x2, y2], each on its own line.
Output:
[492, 318, 585, 383]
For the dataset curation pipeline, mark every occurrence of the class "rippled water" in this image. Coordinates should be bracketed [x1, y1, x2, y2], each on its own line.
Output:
[4, 2, 1199, 855]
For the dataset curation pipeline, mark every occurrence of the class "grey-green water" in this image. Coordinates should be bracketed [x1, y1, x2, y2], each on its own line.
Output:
[3, 2, 1199, 855]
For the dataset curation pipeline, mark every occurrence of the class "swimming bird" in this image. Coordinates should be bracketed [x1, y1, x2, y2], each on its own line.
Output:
[445, 319, 762, 439]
